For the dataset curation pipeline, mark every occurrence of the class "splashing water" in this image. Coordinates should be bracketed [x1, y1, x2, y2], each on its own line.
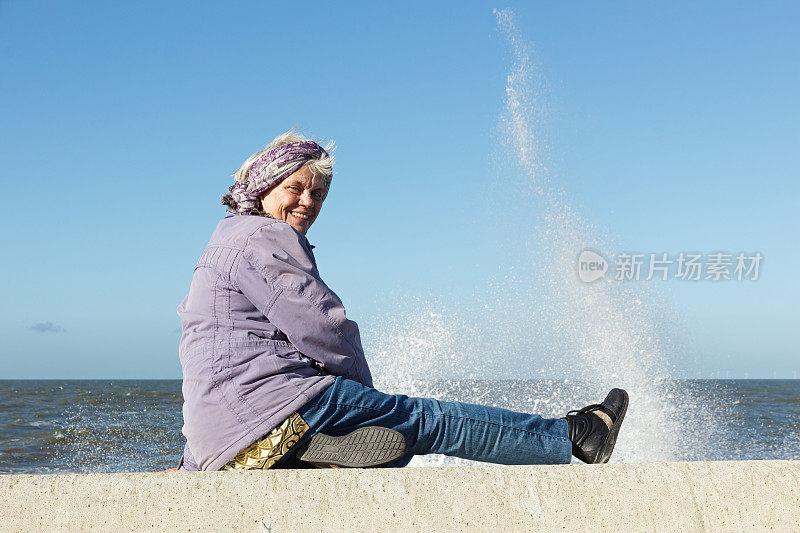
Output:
[364, 9, 721, 465]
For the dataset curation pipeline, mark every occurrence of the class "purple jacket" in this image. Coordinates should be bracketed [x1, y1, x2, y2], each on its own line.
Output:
[177, 213, 373, 471]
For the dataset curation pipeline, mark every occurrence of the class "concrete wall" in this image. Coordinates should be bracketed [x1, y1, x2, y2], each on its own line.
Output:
[2, 461, 799, 532]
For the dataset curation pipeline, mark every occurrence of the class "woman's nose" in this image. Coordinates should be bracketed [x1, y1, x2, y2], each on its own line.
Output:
[299, 191, 314, 207]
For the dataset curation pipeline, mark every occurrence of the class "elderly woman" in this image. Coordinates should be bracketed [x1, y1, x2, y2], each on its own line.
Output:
[176, 130, 628, 472]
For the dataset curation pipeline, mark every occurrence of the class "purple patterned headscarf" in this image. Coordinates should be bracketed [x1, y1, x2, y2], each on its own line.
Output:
[228, 141, 328, 215]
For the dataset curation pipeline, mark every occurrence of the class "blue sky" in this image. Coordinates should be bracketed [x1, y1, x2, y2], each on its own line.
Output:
[1, 1, 797, 379]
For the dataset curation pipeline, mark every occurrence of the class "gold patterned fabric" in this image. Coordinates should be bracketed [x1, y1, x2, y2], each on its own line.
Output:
[222, 412, 309, 470]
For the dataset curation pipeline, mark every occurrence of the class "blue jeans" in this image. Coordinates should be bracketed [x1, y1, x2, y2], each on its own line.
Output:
[278, 377, 571, 467]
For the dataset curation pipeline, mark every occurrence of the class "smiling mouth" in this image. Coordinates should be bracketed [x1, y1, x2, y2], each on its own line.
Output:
[290, 211, 310, 221]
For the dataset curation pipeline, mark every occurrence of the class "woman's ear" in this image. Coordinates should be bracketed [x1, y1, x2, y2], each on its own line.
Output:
[258, 191, 275, 217]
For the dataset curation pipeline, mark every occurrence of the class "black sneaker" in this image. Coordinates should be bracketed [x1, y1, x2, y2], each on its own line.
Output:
[564, 388, 629, 464]
[295, 426, 407, 468]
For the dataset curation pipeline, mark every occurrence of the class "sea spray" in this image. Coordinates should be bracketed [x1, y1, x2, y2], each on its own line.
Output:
[365, 8, 721, 465]
[495, 8, 726, 462]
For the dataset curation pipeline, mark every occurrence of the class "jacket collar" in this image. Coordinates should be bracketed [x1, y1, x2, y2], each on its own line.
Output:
[224, 211, 315, 249]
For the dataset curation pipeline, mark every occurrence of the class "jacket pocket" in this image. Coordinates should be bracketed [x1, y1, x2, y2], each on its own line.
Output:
[208, 338, 304, 428]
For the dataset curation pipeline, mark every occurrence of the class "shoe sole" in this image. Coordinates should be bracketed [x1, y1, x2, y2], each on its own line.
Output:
[296, 426, 407, 468]
[599, 388, 629, 464]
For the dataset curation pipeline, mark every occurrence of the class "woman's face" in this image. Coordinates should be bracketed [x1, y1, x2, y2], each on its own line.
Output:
[260, 165, 328, 235]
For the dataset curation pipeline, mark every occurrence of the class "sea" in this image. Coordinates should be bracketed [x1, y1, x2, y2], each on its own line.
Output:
[0, 379, 797, 474]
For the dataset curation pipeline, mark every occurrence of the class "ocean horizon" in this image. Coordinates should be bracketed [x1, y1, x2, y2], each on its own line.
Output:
[1, 378, 798, 474]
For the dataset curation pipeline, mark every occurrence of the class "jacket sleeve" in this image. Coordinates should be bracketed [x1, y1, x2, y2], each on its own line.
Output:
[236, 222, 373, 387]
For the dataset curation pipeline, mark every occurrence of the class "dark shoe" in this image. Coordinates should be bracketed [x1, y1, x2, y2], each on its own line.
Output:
[295, 426, 407, 468]
[564, 388, 629, 464]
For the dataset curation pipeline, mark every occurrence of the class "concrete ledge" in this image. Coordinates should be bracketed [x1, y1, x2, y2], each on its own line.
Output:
[2, 461, 799, 532]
